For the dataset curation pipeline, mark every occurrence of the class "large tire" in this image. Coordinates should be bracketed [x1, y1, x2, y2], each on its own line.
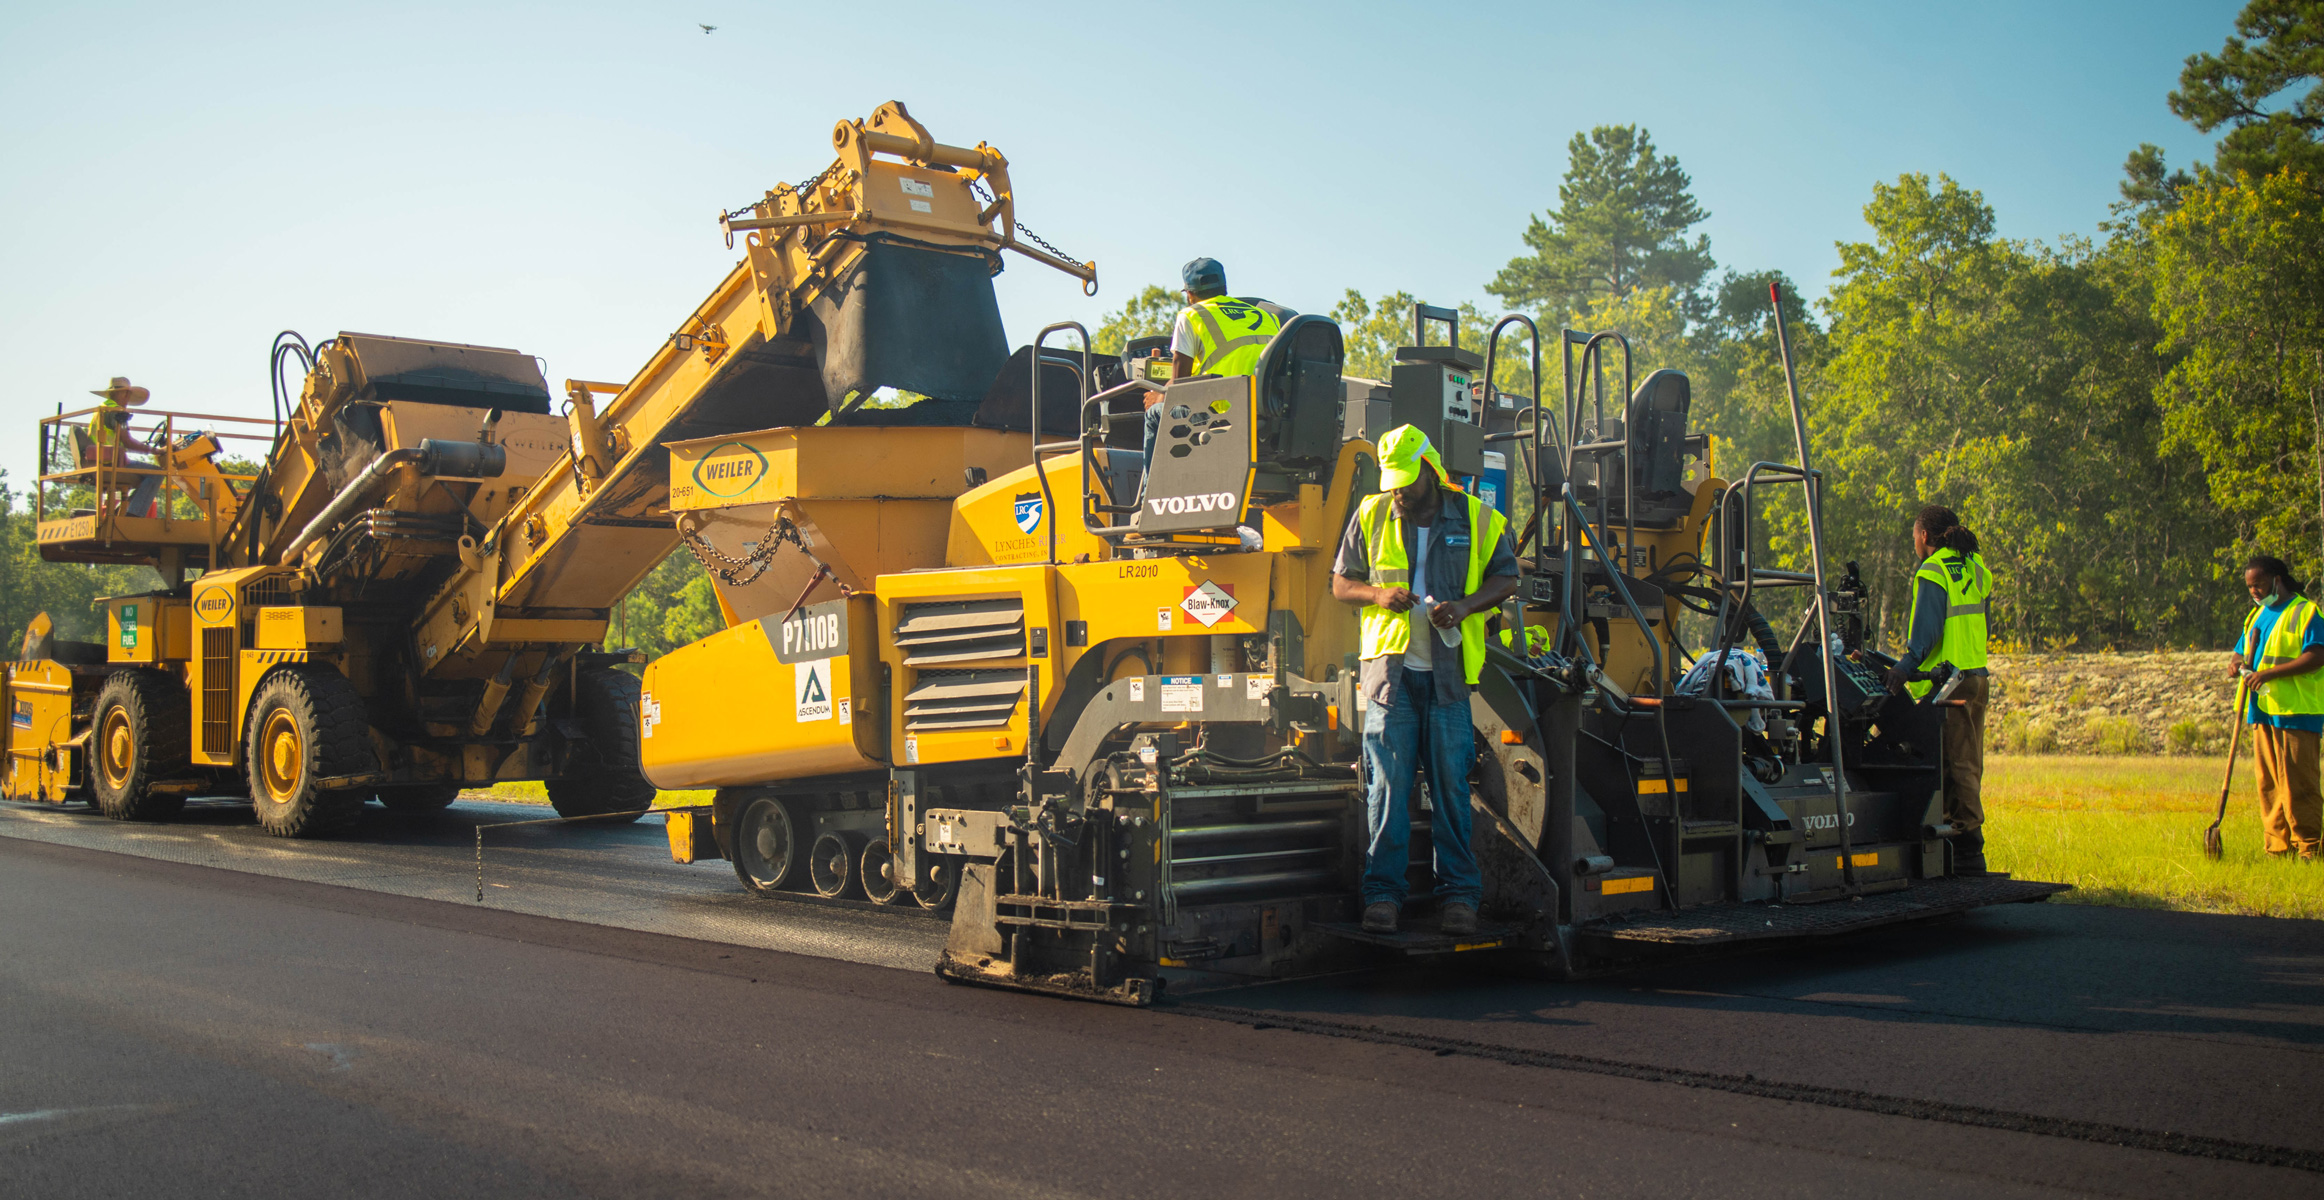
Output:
[89, 669, 191, 822]
[545, 668, 654, 822]
[732, 795, 810, 894]
[376, 783, 461, 813]
[244, 666, 372, 838]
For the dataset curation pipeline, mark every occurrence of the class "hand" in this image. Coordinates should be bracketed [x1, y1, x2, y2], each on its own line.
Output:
[2230, 655, 2247, 677]
[1373, 586, 1419, 613]
[1429, 600, 1466, 629]
[1883, 663, 1913, 696]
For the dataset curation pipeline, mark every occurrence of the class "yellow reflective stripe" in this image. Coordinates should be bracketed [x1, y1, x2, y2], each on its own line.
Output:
[1189, 302, 1229, 362]
[1199, 335, 1271, 371]
[1946, 603, 1987, 617]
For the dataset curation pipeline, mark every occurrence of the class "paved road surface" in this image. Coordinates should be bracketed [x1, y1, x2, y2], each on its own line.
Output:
[2, 799, 2319, 1198]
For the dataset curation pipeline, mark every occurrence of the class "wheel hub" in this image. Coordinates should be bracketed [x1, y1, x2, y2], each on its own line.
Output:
[100, 710, 134, 788]
[260, 710, 304, 802]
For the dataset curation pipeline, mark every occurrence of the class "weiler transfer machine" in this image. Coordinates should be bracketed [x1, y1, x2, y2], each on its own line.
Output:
[2, 103, 1097, 836]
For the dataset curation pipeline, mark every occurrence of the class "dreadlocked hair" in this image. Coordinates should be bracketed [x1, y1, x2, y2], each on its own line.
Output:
[1914, 504, 1978, 555]
[2245, 554, 2310, 596]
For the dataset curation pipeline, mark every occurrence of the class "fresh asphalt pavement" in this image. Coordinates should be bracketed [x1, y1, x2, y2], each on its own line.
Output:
[2, 797, 2319, 1198]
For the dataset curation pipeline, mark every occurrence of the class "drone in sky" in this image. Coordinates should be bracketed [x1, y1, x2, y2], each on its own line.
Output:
[699, 23, 717, 34]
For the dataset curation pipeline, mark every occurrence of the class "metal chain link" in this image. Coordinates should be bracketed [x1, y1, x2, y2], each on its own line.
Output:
[679, 518, 797, 587]
[972, 180, 1082, 267]
[725, 163, 841, 221]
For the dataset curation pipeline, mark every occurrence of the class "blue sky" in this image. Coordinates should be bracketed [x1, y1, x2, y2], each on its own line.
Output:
[0, 1, 2232, 485]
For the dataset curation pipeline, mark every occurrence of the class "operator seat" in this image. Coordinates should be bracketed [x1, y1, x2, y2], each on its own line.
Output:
[1573, 368, 1694, 528]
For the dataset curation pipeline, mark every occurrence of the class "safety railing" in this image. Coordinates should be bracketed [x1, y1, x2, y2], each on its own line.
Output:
[35, 404, 274, 566]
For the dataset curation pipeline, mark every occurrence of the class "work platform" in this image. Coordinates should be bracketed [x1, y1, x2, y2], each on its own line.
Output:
[33, 405, 271, 571]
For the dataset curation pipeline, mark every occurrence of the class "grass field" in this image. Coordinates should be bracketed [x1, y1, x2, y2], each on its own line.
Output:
[1986, 755, 2324, 920]
[473, 758, 2323, 920]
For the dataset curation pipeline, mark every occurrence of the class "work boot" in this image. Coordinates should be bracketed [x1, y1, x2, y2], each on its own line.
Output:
[1361, 901, 1399, 933]
[1955, 830, 1991, 877]
[1440, 902, 1478, 936]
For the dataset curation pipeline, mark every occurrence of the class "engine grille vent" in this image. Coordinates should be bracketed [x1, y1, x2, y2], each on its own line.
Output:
[201, 627, 235, 755]
[903, 669, 1027, 732]
[894, 598, 1025, 666]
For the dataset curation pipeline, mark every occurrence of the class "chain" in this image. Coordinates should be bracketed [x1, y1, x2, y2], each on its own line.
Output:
[972, 180, 1082, 267]
[679, 518, 796, 587]
[725, 163, 841, 221]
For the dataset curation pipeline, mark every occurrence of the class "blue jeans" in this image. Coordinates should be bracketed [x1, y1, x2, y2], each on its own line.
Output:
[1141, 403, 1163, 461]
[1360, 667, 1482, 908]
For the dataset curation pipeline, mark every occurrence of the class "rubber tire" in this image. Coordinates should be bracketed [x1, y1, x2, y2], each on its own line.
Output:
[88, 669, 191, 822]
[732, 796, 810, 895]
[811, 830, 866, 899]
[244, 666, 372, 838]
[545, 668, 654, 823]
[911, 857, 961, 911]
[377, 783, 461, 813]
[860, 838, 904, 904]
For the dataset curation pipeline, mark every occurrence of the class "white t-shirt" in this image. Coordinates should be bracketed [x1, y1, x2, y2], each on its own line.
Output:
[1404, 524, 1434, 671]
[1169, 307, 1199, 359]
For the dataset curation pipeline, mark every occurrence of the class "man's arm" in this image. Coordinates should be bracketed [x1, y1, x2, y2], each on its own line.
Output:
[1885, 574, 1948, 691]
[1331, 503, 1416, 613]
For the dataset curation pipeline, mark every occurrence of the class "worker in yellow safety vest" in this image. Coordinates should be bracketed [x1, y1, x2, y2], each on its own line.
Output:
[1140, 258, 1287, 460]
[86, 376, 163, 517]
[1330, 425, 1519, 936]
[2232, 554, 2324, 859]
[1883, 505, 1995, 873]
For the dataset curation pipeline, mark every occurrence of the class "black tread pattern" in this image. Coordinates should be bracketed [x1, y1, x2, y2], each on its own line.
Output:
[245, 666, 373, 838]
[546, 668, 655, 822]
[89, 669, 192, 822]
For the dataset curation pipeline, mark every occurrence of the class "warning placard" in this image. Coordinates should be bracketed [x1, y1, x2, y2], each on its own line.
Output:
[795, 660, 833, 723]
[1160, 676, 1204, 713]
[1180, 581, 1238, 628]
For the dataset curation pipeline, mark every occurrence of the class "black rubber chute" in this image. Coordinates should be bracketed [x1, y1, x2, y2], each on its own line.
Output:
[807, 238, 1009, 413]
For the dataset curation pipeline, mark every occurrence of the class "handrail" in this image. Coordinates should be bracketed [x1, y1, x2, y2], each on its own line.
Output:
[1556, 483, 1676, 891]
[1482, 314, 1545, 562]
[1028, 321, 1089, 568]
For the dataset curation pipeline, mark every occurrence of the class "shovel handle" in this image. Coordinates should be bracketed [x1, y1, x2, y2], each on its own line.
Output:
[2214, 679, 2248, 821]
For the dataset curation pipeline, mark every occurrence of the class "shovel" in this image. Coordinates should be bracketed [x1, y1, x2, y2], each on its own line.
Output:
[2205, 678, 2249, 860]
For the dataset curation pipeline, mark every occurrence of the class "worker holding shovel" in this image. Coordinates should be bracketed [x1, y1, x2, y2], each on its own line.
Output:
[2230, 555, 2324, 860]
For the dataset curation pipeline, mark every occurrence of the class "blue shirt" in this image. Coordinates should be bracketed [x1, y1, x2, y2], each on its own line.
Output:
[2242, 595, 2324, 732]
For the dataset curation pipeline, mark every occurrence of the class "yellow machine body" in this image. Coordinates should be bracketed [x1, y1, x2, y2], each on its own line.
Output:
[7, 101, 1097, 830]
[640, 598, 882, 787]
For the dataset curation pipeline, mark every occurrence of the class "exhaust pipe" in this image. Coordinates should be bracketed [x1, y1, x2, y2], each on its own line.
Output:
[274, 439, 504, 565]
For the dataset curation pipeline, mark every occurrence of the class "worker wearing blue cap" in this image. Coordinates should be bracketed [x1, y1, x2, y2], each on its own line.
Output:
[1141, 258, 1287, 460]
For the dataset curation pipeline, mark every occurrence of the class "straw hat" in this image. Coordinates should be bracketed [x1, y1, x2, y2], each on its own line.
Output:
[90, 376, 150, 406]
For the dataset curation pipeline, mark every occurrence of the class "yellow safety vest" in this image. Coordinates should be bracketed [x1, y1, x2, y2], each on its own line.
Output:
[90, 398, 125, 448]
[1182, 296, 1282, 378]
[2243, 595, 2324, 717]
[1354, 489, 1507, 685]
[1907, 548, 1990, 700]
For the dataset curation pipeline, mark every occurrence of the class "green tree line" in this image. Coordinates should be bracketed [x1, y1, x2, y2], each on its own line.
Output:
[1098, 1, 2324, 652]
[9, 3, 2318, 659]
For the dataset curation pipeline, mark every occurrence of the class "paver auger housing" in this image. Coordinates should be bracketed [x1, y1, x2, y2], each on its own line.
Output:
[2, 101, 1098, 838]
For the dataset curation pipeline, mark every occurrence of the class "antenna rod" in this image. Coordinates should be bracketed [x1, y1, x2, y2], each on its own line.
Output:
[1768, 282, 1855, 890]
